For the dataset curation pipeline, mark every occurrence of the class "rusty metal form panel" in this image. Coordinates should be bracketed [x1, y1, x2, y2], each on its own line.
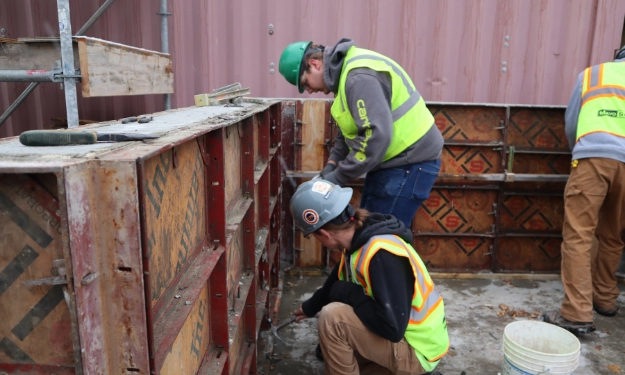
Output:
[0, 101, 284, 374]
[0, 174, 75, 372]
[280, 102, 297, 266]
[64, 160, 149, 374]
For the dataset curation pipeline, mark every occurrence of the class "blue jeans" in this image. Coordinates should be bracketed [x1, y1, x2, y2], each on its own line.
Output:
[360, 159, 441, 228]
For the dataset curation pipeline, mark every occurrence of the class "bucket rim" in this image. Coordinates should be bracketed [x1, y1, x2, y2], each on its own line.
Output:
[503, 340, 580, 364]
[503, 321, 581, 357]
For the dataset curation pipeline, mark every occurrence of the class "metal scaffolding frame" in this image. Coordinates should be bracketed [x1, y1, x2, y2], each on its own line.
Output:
[0, 0, 171, 129]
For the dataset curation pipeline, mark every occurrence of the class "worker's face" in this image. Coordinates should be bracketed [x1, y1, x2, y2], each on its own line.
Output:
[301, 59, 329, 95]
[311, 229, 339, 250]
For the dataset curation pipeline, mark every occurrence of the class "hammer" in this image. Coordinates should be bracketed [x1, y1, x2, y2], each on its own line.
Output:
[270, 315, 297, 343]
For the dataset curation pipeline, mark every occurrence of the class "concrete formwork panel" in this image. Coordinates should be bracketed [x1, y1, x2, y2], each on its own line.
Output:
[0, 100, 285, 374]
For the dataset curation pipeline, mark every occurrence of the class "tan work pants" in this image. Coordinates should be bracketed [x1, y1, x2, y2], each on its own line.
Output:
[560, 158, 625, 322]
[317, 302, 427, 375]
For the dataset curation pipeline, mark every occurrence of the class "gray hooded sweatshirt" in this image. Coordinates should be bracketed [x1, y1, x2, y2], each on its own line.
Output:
[321, 38, 444, 186]
[564, 58, 625, 163]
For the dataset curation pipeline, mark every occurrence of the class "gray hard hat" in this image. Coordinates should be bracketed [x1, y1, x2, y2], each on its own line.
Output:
[616, 45, 625, 60]
[290, 179, 353, 236]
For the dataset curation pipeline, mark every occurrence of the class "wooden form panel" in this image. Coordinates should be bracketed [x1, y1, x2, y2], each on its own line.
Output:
[289, 99, 570, 273]
[496, 237, 562, 273]
[0, 174, 74, 367]
[76, 37, 174, 98]
[224, 126, 242, 209]
[499, 195, 564, 234]
[430, 104, 506, 142]
[0, 102, 284, 374]
[142, 143, 206, 309]
[159, 286, 210, 375]
[440, 146, 502, 175]
[414, 236, 494, 272]
[507, 108, 568, 150]
[415, 189, 497, 234]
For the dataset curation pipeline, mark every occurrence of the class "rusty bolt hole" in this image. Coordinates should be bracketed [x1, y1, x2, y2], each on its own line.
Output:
[126, 369, 140, 373]
[118, 267, 132, 272]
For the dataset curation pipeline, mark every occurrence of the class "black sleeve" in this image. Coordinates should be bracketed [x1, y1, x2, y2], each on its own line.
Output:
[328, 251, 414, 342]
[301, 262, 340, 317]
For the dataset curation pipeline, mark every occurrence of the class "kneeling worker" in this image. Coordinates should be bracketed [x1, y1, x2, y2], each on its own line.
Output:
[290, 179, 449, 375]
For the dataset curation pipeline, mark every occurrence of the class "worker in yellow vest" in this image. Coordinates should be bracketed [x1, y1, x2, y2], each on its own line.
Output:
[279, 39, 443, 228]
[544, 46, 625, 335]
[290, 179, 449, 375]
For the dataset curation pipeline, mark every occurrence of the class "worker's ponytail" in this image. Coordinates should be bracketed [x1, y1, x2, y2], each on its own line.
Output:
[320, 205, 369, 232]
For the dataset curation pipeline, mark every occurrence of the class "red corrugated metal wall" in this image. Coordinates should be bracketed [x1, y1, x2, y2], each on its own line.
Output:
[1, 0, 624, 138]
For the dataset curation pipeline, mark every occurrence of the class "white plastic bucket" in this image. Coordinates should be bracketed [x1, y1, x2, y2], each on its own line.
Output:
[501, 320, 580, 375]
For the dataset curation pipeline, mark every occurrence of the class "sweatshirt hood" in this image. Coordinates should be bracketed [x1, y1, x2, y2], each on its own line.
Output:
[349, 213, 413, 254]
[323, 38, 354, 94]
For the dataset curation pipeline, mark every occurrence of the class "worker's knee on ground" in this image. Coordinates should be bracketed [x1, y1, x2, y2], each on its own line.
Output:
[318, 302, 352, 334]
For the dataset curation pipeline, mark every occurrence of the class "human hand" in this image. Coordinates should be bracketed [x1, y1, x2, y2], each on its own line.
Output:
[293, 305, 309, 323]
[319, 163, 337, 178]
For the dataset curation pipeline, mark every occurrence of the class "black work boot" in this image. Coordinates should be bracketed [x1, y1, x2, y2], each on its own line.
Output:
[543, 310, 595, 335]
[315, 343, 324, 361]
[593, 303, 619, 317]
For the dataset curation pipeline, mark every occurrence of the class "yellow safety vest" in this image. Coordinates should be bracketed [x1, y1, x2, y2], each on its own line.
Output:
[338, 234, 449, 372]
[330, 47, 434, 162]
[577, 62, 625, 142]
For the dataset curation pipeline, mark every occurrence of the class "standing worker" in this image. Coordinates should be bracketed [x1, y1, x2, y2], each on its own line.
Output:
[544, 46, 625, 335]
[279, 38, 444, 228]
[290, 179, 449, 375]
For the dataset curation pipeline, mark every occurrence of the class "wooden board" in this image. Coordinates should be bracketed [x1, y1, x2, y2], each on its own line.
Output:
[499, 195, 564, 233]
[496, 237, 562, 272]
[0, 41, 79, 70]
[415, 189, 497, 234]
[414, 236, 494, 272]
[0, 174, 72, 365]
[297, 101, 327, 267]
[142, 143, 206, 308]
[301, 100, 327, 173]
[76, 36, 173, 97]
[507, 108, 568, 150]
[430, 104, 506, 142]
[159, 286, 210, 375]
[224, 125, 242, 209]
[441, 146, 502, 175]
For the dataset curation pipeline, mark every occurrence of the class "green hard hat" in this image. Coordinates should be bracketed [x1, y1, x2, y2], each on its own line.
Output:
[279, 41, 312, 93]
[290, 179, 353, 236]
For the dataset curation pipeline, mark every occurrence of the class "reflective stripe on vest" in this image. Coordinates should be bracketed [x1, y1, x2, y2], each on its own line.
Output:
[330, 47, 434, 162]
[577, 62, 625, 142]
[338, 234, 449, 364]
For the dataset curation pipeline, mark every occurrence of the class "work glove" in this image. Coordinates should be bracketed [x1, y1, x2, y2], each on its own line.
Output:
[321, 171, 340, 186]
[319, 163, 337, 179]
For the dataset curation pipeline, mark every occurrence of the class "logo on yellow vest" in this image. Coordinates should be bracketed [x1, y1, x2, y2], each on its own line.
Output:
[356, 99, 372, 162]
[597, 109, 625, 118]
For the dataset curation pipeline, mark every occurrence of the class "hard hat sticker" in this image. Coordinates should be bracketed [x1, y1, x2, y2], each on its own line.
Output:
[311, 181, 332, 195]
[303, 209, 319, 225]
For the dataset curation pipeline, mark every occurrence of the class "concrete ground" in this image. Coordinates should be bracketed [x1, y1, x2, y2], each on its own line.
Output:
[258, 272, 625, 375]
